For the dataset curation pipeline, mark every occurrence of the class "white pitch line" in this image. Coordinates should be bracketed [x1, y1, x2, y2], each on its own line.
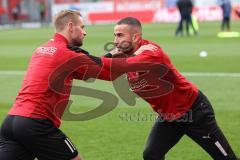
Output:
[182, 72, 240, 77]
[0, 71, 25, 76]
[0, 71, 240, 77]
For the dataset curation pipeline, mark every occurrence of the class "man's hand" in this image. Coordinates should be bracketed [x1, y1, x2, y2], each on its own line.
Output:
[67, 44, 90, 55]
[104, 47, 128, 58]
[133, 44, 158, 56]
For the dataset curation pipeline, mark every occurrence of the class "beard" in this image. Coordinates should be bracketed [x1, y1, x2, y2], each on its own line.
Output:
[72, 38, 83, 47]
[119, 46, 134, 54]
[113, 47, 134, 58]
[117, 41, 134, 55]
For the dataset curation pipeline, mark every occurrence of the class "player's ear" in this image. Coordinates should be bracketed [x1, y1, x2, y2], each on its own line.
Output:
[68, 22, 74, 33]
[132, 33, 141, 43]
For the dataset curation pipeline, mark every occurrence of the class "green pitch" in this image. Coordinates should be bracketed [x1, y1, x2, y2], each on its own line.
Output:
[0, 21, 240, 160]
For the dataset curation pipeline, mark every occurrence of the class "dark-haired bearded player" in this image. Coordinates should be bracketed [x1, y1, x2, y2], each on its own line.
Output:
[101, 17, 238, 160]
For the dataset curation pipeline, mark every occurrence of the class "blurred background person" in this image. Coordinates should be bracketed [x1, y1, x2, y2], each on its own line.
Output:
[175, 0, 198, 36]
[220, 0, 232, 31]
[39, 1, 46, 23]
[11, 3, 21, 24]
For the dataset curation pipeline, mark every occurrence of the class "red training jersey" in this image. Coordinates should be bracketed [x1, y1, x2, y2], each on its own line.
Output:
[9, 33, 105, 128]
[101, 39, 199, 121]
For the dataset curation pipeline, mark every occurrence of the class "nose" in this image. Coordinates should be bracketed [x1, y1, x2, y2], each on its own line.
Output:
[83, 30, 87, 37]
[114, 37, 119, 46]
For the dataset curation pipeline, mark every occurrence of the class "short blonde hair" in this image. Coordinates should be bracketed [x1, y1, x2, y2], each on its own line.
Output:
[54, 10, 82, 32]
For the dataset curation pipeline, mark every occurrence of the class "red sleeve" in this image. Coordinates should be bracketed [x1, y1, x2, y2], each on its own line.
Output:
[74, 64, 119, 81]
[71, 54, 119, 81]
[101, 49, 163, 73]
[56, 49, 113, 81]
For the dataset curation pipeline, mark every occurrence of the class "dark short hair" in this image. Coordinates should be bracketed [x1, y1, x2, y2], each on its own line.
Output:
[117, 17, 142, 28]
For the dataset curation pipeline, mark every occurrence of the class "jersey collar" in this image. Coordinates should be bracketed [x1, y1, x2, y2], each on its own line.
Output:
[53, 33, 69, 44]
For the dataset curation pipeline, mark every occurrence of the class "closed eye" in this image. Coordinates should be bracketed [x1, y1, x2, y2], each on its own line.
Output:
[114, 33, 124, 38]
